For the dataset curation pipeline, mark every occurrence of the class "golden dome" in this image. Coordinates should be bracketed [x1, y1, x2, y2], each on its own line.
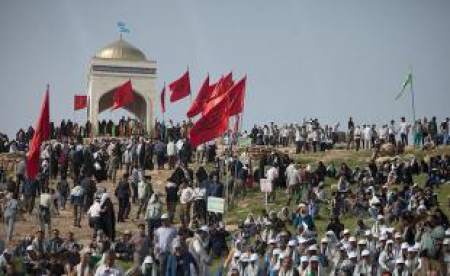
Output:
[95, 39, 147, 61]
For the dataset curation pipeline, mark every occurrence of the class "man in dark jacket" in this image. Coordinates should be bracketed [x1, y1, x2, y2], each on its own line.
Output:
[22, 178, 38, 214]
[80, 174, 96, 212]
[115, 173, 132, 222]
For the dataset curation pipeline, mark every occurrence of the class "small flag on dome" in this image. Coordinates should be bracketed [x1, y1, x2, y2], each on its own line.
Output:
[117, 22, 130, 34]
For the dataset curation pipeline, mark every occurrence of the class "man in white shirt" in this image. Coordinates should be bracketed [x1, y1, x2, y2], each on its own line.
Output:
[94, 249, 124, 276]
[154, 214, 177, 274]
[266, 164, 279, 203]
[363, 125, 372, 150]
[178, 182, 193, 226]
[388, 120, 397, 145]
[398, 117, 409, 146]
[167, 139, 177, 169]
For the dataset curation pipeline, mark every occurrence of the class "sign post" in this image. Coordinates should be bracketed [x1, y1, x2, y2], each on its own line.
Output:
[207, 196, 225, 214]
[260, 178, 272, 207]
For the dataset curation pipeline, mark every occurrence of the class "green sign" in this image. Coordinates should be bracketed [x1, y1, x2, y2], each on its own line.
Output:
[207, 196, 225, 214]
[238, 138, 252, 148]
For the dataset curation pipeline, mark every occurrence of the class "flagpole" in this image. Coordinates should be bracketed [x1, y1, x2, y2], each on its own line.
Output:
[187, 65, 192, 103]
[409, 66, 416, 123]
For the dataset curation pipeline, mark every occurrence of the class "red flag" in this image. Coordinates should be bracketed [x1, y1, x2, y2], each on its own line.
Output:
[227, 76, 247, 116]
[203, 72, 234, 114]
[169, 70, 191, 102]
[111, 80, 135, 110]
[189, 94, 230, 148]
[27, 86, 50, 179]
[209, 72, 233, 100]
[187, 75, 210, 118]
[74, 95, 87, 110]
[160, 85, 166, 114]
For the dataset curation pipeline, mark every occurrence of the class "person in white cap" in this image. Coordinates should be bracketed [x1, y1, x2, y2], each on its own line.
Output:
[398, 242, 409, 260]
[307, 244, 319, 258]
[188, 225, 211, 276]
[364, 230, 377, 254]
[297, 255, 309, 275]
[392, 258, 408, 276]
[227, 250, 242, 274]
[347, 251, 358, 274]
[347, 237, 358, 257]
[378, 240, 395, 275]
[356, 239, 368, 260]
[353, 249, 374, 276]
[405, 247, 419, 275]
[243, 253, 260, 276]
[287, 239, 301, 267]
[154, 213, 177, 274]
[319, 237, 334, 274]
[140, 255, 158, 276]
[303, 255, 323, 276]
[267, 249, 282, 276]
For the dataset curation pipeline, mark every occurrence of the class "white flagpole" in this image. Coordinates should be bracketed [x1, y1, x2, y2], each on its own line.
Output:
[409, 66, 416, 123]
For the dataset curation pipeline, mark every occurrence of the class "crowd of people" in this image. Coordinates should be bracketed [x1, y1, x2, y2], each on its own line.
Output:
[0, 115, 449, 275]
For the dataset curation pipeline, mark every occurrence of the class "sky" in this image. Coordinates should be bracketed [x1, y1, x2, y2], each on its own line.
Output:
[0, 0, 449, 136]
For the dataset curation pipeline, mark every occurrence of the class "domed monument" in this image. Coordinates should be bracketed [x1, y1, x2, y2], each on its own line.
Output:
[87, 38, 156, 135]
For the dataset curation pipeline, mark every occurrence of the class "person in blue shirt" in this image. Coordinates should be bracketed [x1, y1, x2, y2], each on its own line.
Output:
[166, 240, 198, 276]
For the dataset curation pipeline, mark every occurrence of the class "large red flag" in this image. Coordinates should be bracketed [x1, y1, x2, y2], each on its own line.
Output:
[74, 95, 87, 110]
[189, 94, 230, 148]
[111, 80, 135, 110]
[227, 76, 247, 116]
[160, 85, 166, 114]
[203, 72, 234, 114]
[187, 75, 210, 118]
[27, 86, 50, 179]
[169, 70, 191, 102]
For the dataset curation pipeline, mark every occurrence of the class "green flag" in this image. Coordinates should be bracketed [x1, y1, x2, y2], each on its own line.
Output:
[395, 72, 412, 100]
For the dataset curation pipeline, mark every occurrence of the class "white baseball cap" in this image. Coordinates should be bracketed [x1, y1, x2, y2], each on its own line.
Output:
[361, 250, 370, 257]
[288, 240, 297, 247]
[144, 256, 154, 264]
[161, 213, 169, 220]
[199, 225, 209, 233]
[309, 255, 319, 262]
[301, 256, 309, 262]
[348, 252, 357, 259]
[273, 249, 281, 255]
[250, 254, 259, 261]
[308, 245, 318, 251]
